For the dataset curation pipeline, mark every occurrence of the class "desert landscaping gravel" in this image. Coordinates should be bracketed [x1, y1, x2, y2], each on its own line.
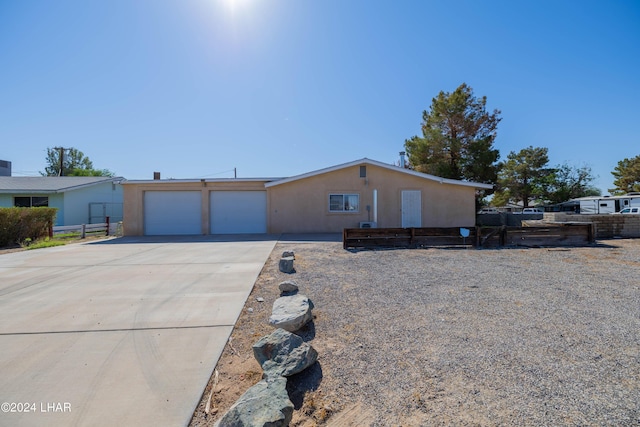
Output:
[191, 238, 640, 426]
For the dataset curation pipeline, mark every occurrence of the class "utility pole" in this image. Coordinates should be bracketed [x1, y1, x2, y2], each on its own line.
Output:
[53, 147, 67, 176]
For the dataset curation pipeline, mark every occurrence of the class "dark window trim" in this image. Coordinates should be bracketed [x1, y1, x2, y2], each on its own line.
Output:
[14, 196, 49, 207]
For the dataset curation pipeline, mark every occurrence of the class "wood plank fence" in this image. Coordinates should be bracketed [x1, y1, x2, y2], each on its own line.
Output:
[343, 223, 595, 250]
[52, 220, 122, 239]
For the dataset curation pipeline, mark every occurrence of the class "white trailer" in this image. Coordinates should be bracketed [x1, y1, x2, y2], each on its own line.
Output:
[576, 194, 640, 214]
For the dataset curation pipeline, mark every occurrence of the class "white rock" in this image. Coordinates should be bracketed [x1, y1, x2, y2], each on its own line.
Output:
[268, 294, 313, 332]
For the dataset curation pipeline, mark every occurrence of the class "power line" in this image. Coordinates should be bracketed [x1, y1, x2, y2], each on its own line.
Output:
[196, 168, 237, 178]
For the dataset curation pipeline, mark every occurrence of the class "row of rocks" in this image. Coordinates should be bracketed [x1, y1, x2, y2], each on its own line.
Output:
[215, 252, 318, 427]
[268, 290, 313, 333]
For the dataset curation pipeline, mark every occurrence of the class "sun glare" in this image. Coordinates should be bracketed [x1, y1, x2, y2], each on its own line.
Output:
[223, 0, 251, 13]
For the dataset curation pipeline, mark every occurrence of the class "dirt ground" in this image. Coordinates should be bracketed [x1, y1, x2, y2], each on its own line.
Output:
[189, 243, 351, 427]
[189, 238, 640, 426]
[5, 235, 637, 425]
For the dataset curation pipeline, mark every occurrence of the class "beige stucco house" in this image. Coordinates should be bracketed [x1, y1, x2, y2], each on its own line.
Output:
[122, 158, 492, 236]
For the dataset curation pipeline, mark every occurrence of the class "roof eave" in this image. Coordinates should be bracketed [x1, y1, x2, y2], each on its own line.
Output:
[1, 190, 58, 194]
[121, 178, 282, 185]
[265, 158, 493, 190]
[53, 177, 125, 192]
[0, 176, 125, 193]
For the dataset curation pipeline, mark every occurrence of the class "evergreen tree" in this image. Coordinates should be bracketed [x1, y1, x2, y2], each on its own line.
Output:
[404, 83, 501, 199]
[610, 155, 640, 195]
[494, 146, 551, 207]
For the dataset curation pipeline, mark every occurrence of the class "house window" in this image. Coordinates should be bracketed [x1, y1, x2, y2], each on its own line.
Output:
[359, 165, 366, 178]
[329, 194, 359, 212]
[14, 196, 49, 207]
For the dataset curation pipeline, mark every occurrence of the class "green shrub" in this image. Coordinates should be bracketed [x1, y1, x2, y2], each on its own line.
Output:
[0, 207, 58, 247]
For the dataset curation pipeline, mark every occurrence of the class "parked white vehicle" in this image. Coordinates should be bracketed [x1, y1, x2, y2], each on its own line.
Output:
[477, 207, 499, 214]
[512, 207, 543, 214]
[614, 207, 640, 214]
[522, 208, 543, 213]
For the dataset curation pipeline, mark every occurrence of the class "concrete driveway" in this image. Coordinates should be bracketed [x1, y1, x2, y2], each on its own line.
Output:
[0, 235, 277, 427]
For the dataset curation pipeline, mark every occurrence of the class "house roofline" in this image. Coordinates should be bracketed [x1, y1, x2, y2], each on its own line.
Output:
[0, 176, 124, 193]
[54, 176, 125, 192]
[121, 178, 283, 185]
[265, 158, 493, 190]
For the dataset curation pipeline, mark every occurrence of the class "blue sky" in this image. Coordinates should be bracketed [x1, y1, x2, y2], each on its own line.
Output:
[1, 0, 638, 194]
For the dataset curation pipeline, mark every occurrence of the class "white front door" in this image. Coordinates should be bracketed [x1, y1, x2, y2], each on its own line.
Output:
[401, 190, 422, 228]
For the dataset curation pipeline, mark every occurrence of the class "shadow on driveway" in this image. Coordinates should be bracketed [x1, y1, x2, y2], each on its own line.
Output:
[89, 233, 343, 245]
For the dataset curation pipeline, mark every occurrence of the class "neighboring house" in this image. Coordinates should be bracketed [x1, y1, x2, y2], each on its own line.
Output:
[0, 176, 124, 226]
[122, 158, 492, 236]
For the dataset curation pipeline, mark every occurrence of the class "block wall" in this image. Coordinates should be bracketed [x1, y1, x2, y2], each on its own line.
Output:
[545, 213, 640, 239]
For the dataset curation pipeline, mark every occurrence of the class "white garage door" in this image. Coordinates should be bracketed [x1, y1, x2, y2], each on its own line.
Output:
[210, 191, 267, 234]
[144, 191, 202, 235]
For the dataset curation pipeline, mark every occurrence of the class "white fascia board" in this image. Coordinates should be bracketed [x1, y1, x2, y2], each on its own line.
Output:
[54, 177, 125, 192]
[121, 178, 281, 185]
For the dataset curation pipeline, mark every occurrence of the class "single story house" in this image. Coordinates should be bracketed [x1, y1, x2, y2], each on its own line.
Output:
[122, 158, 492, 236]
[0, 176, 124, 226]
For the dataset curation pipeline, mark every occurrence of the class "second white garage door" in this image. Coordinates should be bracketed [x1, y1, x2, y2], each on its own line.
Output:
[210, 191, 267, 234]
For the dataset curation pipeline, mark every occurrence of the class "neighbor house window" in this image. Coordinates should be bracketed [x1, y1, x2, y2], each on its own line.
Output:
[14, 196, 49, 207]
[329, 194, 359, 212]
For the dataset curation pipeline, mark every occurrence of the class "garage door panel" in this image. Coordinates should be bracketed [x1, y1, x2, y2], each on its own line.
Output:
[144, 191, 201, 235]
[210, 191, 266, 234]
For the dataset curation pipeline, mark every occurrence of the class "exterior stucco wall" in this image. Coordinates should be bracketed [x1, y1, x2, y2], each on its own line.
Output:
[267, 164, 477, 233]
[48, 194, 65, 225]
[122, 180, 269, 236]
[62, 182, 123, 225]
[123, 165, 481, 235]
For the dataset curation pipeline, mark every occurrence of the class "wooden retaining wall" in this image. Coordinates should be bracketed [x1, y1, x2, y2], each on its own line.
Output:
[343, 224, 594, 250]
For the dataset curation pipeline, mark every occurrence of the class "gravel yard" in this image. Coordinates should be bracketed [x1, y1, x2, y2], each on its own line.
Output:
[191, 238, 640, 426]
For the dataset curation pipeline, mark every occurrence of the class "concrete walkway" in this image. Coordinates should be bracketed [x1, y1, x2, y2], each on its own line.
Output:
[0, 236, 277, 427]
